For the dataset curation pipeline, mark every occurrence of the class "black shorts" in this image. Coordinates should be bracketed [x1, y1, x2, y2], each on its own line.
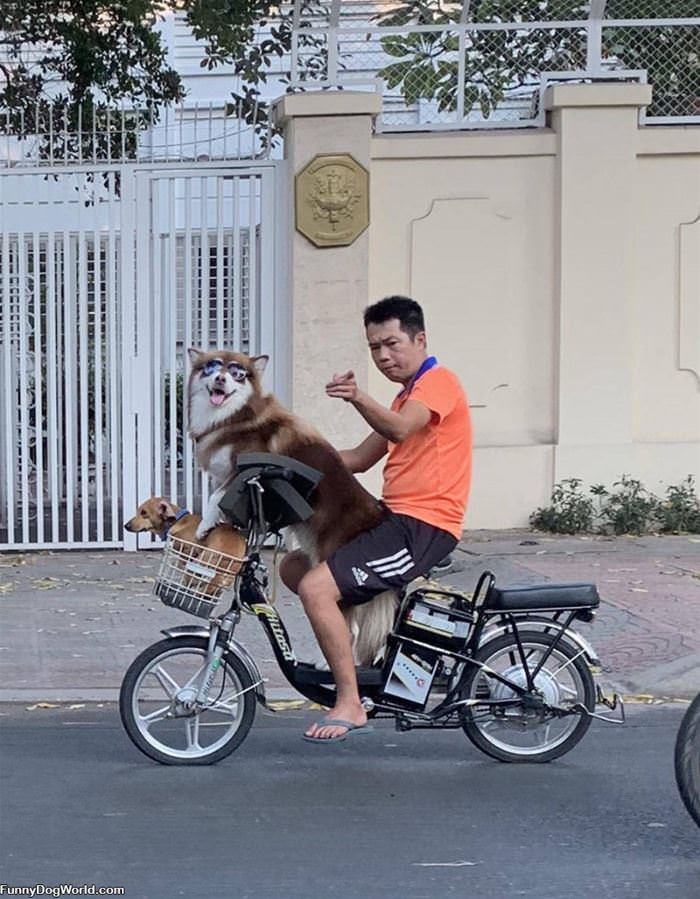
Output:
[326, 509, 457, 605]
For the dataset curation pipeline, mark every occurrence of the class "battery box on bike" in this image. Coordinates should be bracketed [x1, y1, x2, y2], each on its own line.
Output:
[380, 588, 474, 710]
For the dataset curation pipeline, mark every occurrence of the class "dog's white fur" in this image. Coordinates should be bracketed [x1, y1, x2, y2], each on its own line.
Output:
[187, 348, 398, 667]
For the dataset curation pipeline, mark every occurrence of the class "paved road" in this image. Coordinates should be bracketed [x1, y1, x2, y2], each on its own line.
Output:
[1, 703, 698, 899]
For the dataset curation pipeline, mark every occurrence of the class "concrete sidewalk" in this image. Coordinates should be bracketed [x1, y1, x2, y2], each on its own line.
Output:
[0, 529, 698, 704]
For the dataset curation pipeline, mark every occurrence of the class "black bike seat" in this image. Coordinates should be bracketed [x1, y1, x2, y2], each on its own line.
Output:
[485, 582, 600, 612]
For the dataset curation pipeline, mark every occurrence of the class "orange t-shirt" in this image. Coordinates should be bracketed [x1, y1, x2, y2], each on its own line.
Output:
[382, 363, 472, 539]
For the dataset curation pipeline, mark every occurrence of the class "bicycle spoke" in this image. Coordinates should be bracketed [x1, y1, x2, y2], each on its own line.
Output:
[207, 692, 242, 715]
[149, 665, 180, 698]
[186, 716, 202, 751]
[139, 704, 171, 727]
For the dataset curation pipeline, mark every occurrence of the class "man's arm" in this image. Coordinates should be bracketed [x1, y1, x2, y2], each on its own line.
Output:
[339, 431, 388, 473]
[327, 371, 431, 443]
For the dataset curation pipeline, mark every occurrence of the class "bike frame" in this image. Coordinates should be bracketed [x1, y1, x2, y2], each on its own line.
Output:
[165, 535, 623, 728]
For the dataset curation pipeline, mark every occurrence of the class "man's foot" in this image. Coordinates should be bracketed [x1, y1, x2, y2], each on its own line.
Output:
[304, 705, 368, 742]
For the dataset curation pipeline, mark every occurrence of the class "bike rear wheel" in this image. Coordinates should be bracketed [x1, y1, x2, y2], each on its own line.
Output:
[460, 629, 595, 763]
[120, 636, 256, 765]
[675, 692, 700, 827]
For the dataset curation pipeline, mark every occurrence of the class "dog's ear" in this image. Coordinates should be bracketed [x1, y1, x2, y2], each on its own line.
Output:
[251, 355, 269, 375]
[158, 500, 178, 522]
[188, 347, 205, 366]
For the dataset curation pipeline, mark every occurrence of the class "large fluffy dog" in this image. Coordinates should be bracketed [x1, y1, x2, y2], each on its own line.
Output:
[187, 347, 398, 666]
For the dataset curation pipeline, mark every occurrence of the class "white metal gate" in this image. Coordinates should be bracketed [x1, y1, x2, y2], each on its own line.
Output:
[0, 161, 282, 550]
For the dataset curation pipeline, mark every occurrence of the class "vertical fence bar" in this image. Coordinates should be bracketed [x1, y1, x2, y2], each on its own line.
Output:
[63, 223, 75, 542]
[248, 177, 259, 354]
[199, 175, 209, 505]
[107, 170, 120, 541]
[152, 177, 163, 500]
[258, 168, 276, 385]
[1, 207, 15, 544]
[94, 211, 104, 542]
[32, 215, 45, 543]
[77, 188, 90, 541]
[232, 176, 241, 351]
[135, 174, 154, 519]
[46, 227, 60, 543]
[216, 177, 224, 347]
[17, 233, 30, 543]
[587, 0, 607, 73]
[56, 235, 65, 531]
[183, 178, 194, 511]
[119, 166, 138, 550]
[168, 176, 178, 503]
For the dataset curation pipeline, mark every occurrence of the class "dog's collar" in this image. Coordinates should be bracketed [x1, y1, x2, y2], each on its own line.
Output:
[161, 508, 191, 541]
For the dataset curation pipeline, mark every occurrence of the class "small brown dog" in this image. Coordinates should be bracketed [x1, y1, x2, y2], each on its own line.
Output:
[124, 497, 247, 596]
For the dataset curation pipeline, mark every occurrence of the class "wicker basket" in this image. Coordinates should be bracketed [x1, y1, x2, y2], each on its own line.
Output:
[154, 536, 246, 619]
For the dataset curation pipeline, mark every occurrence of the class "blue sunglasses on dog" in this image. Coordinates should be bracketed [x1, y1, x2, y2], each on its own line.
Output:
[201, 359, 248, 382]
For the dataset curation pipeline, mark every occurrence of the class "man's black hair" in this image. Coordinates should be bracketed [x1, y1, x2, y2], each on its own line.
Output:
[363, 295, 425, 338]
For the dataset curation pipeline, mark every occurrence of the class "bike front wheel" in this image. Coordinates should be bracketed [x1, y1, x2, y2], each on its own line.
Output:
[459, 629, 595, 763]
[675, 692, 700, 827]
[119, 636, 256, 765]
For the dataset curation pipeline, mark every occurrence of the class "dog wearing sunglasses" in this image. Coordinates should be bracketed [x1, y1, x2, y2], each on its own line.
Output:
[187, 347, 398, 667]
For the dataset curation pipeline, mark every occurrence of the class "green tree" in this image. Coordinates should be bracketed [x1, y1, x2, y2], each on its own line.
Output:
[373, 1, 699, 120]
[0, 1, 322, 161]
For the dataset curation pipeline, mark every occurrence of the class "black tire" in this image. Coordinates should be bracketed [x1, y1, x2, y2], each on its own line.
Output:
[120, 636, 256, 765]
[460, 629, 595, 763]
[675, 692, 700, 827]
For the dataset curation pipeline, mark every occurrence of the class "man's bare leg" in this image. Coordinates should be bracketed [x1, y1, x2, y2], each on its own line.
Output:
[297, 563, 367, 740]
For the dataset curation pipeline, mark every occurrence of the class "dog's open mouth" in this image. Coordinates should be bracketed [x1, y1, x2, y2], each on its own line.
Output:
[209, 387, 230, 407]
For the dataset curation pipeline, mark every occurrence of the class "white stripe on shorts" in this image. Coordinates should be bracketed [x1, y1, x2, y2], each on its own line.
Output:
[367, 554, 414, 576]
[377, 559, 415, 577]
[365, 547, 411, 568]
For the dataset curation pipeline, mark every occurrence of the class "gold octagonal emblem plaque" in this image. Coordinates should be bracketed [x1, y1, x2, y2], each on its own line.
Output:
[295, 153, 369, 248]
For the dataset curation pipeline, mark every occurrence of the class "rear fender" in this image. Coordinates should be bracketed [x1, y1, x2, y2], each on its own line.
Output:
[160, 625, 268, 708]
[478, 617, 601, 667]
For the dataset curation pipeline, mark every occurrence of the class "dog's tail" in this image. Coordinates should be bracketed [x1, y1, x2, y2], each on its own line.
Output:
[347, 589, 400, 667]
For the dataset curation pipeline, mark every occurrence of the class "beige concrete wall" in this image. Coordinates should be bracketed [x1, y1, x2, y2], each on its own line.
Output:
[276, 85, 700, 530]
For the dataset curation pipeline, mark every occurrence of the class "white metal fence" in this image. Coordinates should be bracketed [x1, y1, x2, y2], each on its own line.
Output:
[0, 161, 280, 550]
[288, 1, 700, 130]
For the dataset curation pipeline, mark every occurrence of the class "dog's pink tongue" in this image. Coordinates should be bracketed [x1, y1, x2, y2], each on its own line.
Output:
[210, 392, 226, 407]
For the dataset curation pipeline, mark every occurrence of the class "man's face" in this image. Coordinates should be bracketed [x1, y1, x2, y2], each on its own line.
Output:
[366, 318, 427, 384]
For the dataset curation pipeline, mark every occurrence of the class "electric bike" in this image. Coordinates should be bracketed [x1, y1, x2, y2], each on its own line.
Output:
[120, 453, 624, 765]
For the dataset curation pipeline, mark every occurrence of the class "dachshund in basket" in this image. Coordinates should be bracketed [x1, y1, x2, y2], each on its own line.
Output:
[124, 497, 247, 597]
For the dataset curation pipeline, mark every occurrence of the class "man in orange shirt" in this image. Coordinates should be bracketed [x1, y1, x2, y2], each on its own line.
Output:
[292, 296, 472, 743]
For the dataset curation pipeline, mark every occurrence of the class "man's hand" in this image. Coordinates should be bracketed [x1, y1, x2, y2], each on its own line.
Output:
[326, 370, 360, 403]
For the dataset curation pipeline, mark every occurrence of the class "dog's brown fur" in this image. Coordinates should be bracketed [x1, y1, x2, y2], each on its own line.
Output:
[124, 497, 247, 595]
[188, 348, 398, 665]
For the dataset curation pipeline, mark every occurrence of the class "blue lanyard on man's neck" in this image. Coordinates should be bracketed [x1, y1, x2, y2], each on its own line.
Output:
[398, 355, 438, 398]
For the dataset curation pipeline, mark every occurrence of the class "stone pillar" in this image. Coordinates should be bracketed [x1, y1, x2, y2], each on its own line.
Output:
[272, 92, 381, 450]
[546, 83, 653, 483]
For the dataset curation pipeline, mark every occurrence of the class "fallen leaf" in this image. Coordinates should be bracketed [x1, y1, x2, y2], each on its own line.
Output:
[33, 578, 64, 590]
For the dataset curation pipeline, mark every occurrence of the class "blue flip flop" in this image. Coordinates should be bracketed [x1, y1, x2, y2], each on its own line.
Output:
[302, 718, 374, 744]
